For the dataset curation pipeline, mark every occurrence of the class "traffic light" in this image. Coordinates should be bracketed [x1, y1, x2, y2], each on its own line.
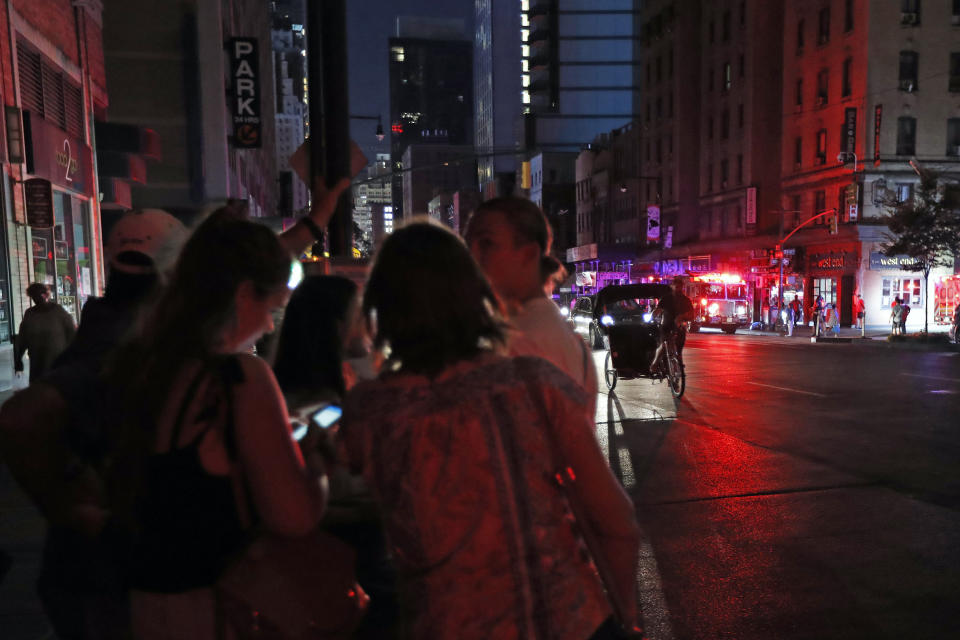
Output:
[829, 210, 839, 234]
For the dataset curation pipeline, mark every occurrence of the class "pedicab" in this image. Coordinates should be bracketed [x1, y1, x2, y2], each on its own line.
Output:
[594, 283, 686, 398]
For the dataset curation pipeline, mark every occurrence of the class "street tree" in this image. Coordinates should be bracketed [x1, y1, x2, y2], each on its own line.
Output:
[881, 170, 960, 334]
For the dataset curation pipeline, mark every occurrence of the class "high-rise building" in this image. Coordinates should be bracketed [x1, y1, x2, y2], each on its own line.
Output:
[779, 0, 960, 329]
[475, 0, 521, 196]
[388, 18, 473, 219]
[521, 0, 640, 153]
[272, 17, 308, 217]
[401, 145, 477, 219]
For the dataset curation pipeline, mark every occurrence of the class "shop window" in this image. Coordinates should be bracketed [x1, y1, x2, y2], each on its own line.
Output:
[896, 116, 916, 155]
[899, 51, 918, 92]
[814, 278, 837, 307]
[882, 278, 922, 307]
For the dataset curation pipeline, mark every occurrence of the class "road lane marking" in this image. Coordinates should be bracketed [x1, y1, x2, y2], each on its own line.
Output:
[901, 373, 960, 383]
[745, 381, 828, 397]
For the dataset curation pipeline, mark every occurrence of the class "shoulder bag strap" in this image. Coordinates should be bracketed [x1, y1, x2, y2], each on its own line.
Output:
[168, 364, 214, 450]
[520, 367, 636, 632]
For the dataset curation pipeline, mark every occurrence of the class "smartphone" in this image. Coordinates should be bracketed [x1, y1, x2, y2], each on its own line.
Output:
[310, 404, 343, 430]
[292, 422, 310, 441]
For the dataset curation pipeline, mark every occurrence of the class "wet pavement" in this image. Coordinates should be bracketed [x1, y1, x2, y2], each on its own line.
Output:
[593, 333, 960, 639]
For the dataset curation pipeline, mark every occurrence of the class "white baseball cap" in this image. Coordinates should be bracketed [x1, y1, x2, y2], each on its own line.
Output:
[106, 209, 187, 275]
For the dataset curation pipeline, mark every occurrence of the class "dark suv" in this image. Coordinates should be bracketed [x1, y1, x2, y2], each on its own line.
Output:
[570, 295, 605, 350]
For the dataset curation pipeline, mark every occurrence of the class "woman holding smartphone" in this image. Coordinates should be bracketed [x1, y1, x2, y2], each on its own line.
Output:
[341, 220, 640, 640]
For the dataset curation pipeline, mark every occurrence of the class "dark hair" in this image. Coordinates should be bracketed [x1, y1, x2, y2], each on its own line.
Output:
[26, 283, 48, 301]
[465, 196, 561, 284]
[364, 219, 506, 375]
[273, 275, 357, 401]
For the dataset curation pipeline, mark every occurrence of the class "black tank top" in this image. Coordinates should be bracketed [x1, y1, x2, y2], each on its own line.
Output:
[127, 357, 249, 593]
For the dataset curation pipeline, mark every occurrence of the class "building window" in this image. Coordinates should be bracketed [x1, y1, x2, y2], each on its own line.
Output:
[723, 63, 732, 91]
[738, 103, 744, 128]
[736, 154, 743, 184]
[818, 7, 831, 44]
[795, 136, 803, 167]
[882, 278, 922, 307]
[646, 101, 651, 122]
[708, 68, 714, 91]
[950, 53, 960, 92]
[16, 40, 84, 138]
[656, 139, 662, 163]
[721, 109, 730, 139]
[656, 97, 662, 118]
[720, 158, 729, 187]
[740, 1, 746, 25]
[739, 54, 745, 78]
[895, 183, 913, 202]
[814, 190, 826, 215]
[707, 116, 714, 140]
[723, 11, 731, 41]
[709, 20, 715, 43]
[845, 0, 855, 31]
[797, 19, 805, 55]
[899, 51, 918, 92]
[954, 0, 960, 22]
[901, 0, 920, 25]
[841, 58, 853, 97]
[707, 163, 713, 191]
[896, 116, 916, 155]
[646, 63, 651, 86]
[796, 77, 804, 106]
[816, 129, 827, 164]
[948, 118, 960, 156]
[668, 93, 674, 117]
[668, 49, 674, 78]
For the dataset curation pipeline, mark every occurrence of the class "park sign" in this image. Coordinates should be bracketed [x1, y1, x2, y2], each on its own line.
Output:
[869, 252, 921, 270]
[229, 38, 262, 148]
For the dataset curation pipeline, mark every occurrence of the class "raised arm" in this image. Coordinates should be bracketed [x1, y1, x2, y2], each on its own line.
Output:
[278, 177, 351, 258]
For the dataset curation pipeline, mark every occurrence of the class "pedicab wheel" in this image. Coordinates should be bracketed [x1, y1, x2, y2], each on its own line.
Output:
[604, 351, 618, 391]
[666, 347, 685, 399]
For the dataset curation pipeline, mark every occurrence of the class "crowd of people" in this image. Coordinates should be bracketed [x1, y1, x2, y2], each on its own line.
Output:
[0, 179, 641, 640]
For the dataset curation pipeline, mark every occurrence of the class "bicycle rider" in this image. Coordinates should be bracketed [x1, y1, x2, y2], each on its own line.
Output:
[650, 276, 695, 373]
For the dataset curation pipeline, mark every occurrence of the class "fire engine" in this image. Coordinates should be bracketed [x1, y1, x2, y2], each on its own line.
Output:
[684, 273, 752, 334]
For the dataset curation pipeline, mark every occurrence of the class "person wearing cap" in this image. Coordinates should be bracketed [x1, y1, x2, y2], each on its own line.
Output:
[465, 196, 598, 412]
[13, 282, 76, 383]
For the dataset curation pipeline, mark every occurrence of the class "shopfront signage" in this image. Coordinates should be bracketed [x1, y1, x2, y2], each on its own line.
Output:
[24, 112, 93, 195]
[646, 205, 660, 243]
[869, 252, 921, 270]
[745, 187, 757, 225]
[229, 38, 262, 148]
[873, 105, 882, 164]
[686, 255, 712, 273]
[843, 107, 857, 154]
[566, 243, 598, 263]
[24, 178, 54, 228]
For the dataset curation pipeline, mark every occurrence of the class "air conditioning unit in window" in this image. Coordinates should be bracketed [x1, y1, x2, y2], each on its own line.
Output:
[901, 12, 918, 25]
[899, 79, 915, 93]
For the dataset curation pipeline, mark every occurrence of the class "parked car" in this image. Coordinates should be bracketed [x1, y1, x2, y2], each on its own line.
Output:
[570, 295, 605, 350]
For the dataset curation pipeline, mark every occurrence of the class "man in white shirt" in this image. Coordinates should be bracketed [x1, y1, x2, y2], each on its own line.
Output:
[465, 197, 598, 411]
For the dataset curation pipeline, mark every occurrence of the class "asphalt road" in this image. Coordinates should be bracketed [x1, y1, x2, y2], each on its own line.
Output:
[592, 333, 960, 640]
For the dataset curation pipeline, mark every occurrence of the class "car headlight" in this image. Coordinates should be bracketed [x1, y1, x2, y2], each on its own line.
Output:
[643, 312, 653, 322]
[736, 305, 746, 315]
[601, 314, 615, 327]
[708, 303, 720, 315]
[560, 306, 570, 318]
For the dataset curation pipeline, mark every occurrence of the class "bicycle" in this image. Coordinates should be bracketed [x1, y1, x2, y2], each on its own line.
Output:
[650, 326, 686, 399]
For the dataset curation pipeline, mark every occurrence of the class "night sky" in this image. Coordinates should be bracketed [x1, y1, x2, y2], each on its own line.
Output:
[346, 0, 474, 166]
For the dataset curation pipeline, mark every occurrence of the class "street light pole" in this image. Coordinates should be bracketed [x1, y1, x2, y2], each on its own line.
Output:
[777, 207, 838, 335]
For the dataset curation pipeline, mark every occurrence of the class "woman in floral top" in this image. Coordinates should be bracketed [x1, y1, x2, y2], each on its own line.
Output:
[341, 220, 640, 639]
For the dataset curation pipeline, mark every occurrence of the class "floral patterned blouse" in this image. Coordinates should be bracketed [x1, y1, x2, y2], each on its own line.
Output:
[341, 354, 612, 640]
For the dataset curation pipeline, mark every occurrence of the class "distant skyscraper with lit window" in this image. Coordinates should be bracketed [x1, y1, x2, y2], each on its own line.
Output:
[388, 18, 474, 219]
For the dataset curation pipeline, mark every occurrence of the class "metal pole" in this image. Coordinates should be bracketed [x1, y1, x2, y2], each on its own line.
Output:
[778, 210, 784, 332]
[307, 0, 352, 257]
